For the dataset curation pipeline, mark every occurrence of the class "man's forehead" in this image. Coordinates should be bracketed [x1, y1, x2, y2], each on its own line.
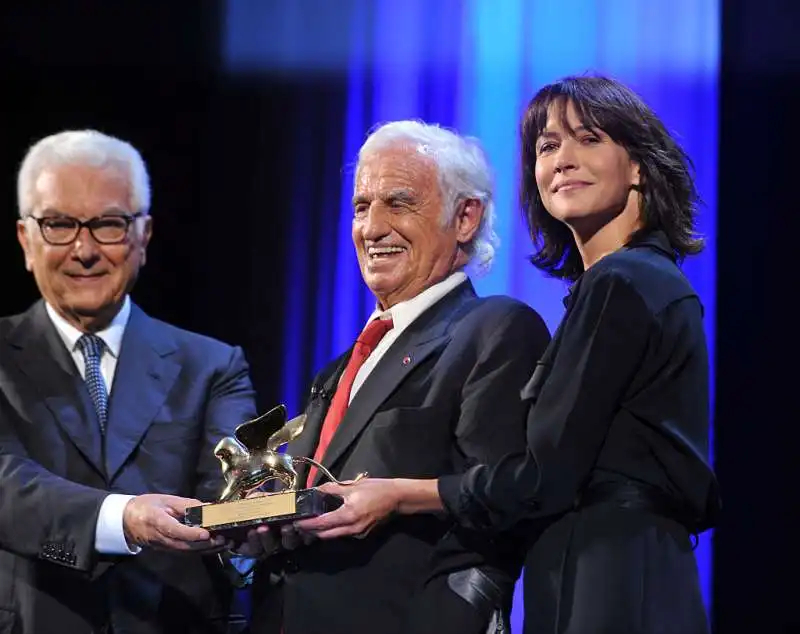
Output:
[355, 147, 435, 191]
[36, 163, 128, 189]
[32, 163, 133, 212]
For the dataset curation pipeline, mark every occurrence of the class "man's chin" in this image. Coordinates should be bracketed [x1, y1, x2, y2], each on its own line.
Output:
[363, 273, 402, 296]
[61, 295, 121, 319]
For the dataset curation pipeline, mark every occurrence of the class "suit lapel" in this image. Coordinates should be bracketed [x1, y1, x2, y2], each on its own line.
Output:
[5, 301, 105, 476]
[105, 305, 180, 481]
[290, 358, 348, 486]
[311, 281, 477, 485]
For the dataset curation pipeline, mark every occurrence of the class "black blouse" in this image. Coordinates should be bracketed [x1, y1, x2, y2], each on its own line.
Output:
[438, 231, 721, 534]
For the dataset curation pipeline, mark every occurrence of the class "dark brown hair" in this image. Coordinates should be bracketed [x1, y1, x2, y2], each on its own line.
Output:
[520, 75, 703, 281]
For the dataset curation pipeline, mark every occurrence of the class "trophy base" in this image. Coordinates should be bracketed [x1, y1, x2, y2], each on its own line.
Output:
[184, 488, 342, 541]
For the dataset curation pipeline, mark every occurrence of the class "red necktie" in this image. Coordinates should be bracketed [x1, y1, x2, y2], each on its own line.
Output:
[305, 317, 394, 487]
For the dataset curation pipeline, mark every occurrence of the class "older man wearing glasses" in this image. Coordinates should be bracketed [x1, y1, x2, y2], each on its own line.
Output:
[0, 130, 257, 634]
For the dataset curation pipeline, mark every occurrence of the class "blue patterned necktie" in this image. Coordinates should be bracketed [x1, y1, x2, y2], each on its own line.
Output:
[76, 334, 109, 435]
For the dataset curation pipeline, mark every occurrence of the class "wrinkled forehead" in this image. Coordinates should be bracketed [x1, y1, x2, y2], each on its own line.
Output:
[354, 144, 438, 194]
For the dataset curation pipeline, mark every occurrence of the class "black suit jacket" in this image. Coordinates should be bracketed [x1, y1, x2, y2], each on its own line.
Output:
[251, 281, 551, 634]
[0, 301, 257, 634]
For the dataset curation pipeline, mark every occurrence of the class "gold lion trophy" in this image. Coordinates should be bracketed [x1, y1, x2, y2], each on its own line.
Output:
[184, 404, 363, 540]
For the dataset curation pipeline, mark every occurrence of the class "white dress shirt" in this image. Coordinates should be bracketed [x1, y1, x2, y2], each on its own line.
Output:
[45, 297, 138, 555]
[349, 271, 468, 402]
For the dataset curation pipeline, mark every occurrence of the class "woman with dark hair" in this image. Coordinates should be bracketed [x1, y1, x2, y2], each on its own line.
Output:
[296, 75, 721, 633]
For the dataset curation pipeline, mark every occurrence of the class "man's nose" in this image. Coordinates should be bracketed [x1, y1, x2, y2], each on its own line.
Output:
[71, 227, 102, 264]
[361, 206, 391, 241]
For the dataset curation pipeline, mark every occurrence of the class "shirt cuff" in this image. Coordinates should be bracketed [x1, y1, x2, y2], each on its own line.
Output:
[95, 494, 141, 555]
[437, 473, 464, 519]
[438, 466, 494, 531]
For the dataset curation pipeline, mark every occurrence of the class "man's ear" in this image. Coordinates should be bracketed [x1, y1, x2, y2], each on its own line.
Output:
[138, 215, 153, 266]
[17, 219, 34, 272]
[454, 199, 484, 245]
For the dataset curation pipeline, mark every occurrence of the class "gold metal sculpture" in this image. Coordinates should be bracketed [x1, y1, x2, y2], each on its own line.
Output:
[185, 404, 365, 535]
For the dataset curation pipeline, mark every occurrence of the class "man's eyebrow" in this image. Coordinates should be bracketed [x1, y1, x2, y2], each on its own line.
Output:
[382, 189, 415, 203]
[35, 207, 132, 218]
[37, 207, 69, 217]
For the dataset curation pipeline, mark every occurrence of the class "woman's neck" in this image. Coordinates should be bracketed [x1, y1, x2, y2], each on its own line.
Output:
[571, 200, 642, 272]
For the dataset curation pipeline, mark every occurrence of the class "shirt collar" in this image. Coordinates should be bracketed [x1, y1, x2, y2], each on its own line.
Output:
[624, 229, 674, 260]
[45, 296, 131, 358]
[562, 230, 675, 308]
[365, 271, 468, 330]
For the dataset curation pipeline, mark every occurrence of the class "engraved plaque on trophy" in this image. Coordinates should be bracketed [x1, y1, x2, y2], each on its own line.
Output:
[184, 404, 347, 540]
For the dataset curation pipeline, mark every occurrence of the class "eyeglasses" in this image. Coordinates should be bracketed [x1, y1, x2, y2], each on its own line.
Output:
[27, 212, 145, 245]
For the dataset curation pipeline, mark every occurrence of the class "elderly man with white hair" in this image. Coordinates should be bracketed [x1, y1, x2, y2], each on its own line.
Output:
[247, 121, 551, 634]
[0, 130, 257, 634]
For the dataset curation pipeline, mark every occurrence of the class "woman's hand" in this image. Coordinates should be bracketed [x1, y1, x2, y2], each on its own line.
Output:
[294, 478, 442, 540]
[294, 479, 402, 539]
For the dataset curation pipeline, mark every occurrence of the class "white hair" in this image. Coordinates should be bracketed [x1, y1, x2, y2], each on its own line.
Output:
[17, 129, 151, 217]
[356, 120, 499, 274]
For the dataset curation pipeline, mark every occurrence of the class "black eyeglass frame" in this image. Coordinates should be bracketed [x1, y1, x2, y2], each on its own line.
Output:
[26, 212, 146, 245]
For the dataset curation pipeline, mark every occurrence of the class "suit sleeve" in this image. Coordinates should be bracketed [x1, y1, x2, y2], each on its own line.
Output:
[0, 394, 107, 572]
[418, 304, 551, 606]
[439, 271, 653, 532]
[193, 345, 258, 502]
[454, 305, 551, 466]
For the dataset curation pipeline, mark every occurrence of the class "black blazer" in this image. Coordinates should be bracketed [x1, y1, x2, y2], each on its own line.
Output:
[251, 281, 551, 634]
[439, 233, 722, 634]
[0, 301, 257, 634]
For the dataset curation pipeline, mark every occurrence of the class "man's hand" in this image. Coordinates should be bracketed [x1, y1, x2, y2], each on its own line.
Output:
[232, 490, 317, 557]
[235, 522, 316, 558]
[123, 494, 226, 552]
[235, 525, 279, 558]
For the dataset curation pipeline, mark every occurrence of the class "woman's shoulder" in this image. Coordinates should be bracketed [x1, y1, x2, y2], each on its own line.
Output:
[581, 247, 698, 315]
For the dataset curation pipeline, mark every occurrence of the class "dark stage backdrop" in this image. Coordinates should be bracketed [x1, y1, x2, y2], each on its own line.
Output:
[715, 0, 798, 631]
[0, 2, 798, 632]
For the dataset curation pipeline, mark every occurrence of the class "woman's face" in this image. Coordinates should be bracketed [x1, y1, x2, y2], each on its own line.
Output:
[534, 100, 640, 227]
